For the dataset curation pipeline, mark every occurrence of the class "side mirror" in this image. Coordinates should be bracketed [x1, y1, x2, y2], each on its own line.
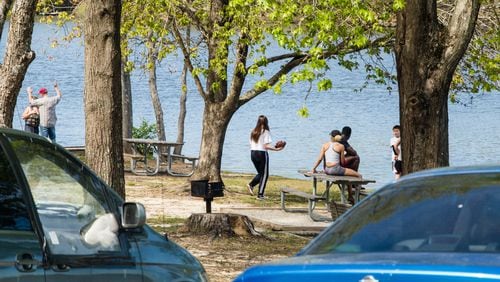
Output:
[121, 202, 146, 228]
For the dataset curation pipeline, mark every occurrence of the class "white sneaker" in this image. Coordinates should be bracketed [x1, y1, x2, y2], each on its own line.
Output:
[247, 184, 254, 196]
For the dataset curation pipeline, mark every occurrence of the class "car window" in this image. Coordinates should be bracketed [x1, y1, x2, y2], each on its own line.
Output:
[0, 144, 32, 231]
[8, 137, 121, 255]
[303, 174, 500, 254]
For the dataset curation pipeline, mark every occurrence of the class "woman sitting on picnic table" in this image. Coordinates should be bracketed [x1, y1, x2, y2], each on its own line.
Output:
[310, 130, 362, 204]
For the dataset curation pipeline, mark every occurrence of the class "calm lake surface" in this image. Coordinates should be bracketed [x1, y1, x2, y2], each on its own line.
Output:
[2, 23, 499, 188]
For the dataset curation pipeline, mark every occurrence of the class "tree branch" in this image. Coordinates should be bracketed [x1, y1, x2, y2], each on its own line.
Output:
[442, 0, 481, 68]
[175, 3, 208, 38]
[226, 32, 249, 108]
[172, 21, 207, 99]
[239, 34, 392, 106]
[239, 54, 307, 106]
[0, 0, 13, 42]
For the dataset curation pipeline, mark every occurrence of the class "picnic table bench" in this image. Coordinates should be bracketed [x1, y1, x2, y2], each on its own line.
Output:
[279, 169, 375, 222]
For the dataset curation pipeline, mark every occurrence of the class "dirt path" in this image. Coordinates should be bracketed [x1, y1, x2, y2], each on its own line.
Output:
[124, 172, 315, 282]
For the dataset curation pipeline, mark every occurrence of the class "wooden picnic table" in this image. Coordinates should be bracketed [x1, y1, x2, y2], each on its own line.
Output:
[123, 138, 191, 176]
[280, 170, 376, 222]
[298, 169, 375, 205]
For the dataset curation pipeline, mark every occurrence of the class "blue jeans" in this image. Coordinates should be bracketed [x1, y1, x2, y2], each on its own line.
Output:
[40, 126, 56, 142]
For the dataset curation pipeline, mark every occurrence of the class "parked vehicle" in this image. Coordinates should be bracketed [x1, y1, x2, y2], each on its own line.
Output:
[235, 165, 500, 281]
[0, 128, 207, 281]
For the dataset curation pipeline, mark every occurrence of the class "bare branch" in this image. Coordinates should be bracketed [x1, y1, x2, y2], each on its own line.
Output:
[175, 3, 208, 38]
[442, 0, 481, 67]
[0, 0, 13, 42]
[226, 33, 249, 108]
[172, 21, 207, 99]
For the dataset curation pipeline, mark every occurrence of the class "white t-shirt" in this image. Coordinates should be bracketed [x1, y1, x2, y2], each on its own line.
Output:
[250, 130, 272, 151]
[390, 137, 402, 161]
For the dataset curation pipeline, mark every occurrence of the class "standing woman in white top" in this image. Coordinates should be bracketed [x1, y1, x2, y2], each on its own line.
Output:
[248, 115, 284, 199]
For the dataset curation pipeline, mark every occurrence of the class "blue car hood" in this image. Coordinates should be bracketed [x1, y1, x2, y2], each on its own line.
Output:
[234, 253, 500, 282]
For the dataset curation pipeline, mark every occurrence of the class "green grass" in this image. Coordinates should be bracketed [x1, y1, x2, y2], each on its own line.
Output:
[220, 173, 342, 206]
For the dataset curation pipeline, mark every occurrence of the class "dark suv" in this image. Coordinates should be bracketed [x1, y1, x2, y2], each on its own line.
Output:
[0, 128, 207, 281]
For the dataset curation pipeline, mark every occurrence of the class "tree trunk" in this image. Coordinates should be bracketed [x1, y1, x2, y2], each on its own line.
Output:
[0, 0, 36, 128]
[146, 37, 166, 142]
[185, 213, 262, 237]
[121, 57, 133, 153]
[191, 102, 236, 182]
[174, 62, 188, 155]
[395, 0, 480, 174]
[83, 0, 125, 198]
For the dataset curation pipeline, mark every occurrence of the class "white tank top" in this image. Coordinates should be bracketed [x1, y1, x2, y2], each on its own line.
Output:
[324, 142, 340, 164]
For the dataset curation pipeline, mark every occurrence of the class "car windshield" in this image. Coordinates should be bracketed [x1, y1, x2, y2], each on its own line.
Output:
[302, 173, 500, 255]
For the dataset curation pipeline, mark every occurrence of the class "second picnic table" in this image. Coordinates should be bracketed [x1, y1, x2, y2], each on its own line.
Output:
[280, 169, 375, 221]
[123, 138, 198, 176]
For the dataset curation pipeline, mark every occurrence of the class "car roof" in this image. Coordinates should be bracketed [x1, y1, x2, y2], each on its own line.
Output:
[397, 165, 500, 183]
[0, 127, 53, 143]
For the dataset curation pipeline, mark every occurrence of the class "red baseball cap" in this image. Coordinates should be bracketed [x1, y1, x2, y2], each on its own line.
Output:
[38, 88, 48, 95]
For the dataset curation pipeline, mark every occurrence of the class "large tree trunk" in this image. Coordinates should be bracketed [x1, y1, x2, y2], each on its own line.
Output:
[191, 102, 236, 182]
[395, 0, 480, 174]
[146, 37, 166, 142]
[83, 0, 125, 198]
[174, 62, 188, 155]
[121, 57, 133, 153]
[0, 0, 36, 128]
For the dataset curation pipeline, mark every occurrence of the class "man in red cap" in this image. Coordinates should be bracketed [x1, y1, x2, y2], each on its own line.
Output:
[27, 82, 62, 142]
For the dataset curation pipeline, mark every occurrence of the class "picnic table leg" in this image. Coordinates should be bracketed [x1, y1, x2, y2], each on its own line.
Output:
[143, 145, 160, 175]
[310, 178, 318, 210]
[338, 183, 348, 204]
[325, 181, 332, 211]
[129, 143, 143, 175]
[354, 185, 361, 203]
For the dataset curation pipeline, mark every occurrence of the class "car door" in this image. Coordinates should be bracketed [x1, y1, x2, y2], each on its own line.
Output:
[5, 133, 142, 281]
[0, 136, 44, 282]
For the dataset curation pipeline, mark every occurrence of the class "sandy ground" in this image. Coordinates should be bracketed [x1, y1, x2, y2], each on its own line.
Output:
[124, 172, 329, 282]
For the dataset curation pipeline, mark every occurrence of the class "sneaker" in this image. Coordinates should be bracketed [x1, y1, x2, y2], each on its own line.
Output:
[247, 184, 254, 196]
[256, 196, 266, 200]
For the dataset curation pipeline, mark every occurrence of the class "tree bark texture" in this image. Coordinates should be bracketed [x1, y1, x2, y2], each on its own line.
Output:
[191, 102, 235, 182]
[146, 39, 166, 142]
[395, 0, 480, 174]
[185, 213, 262, 237]
[83, 0, 125, 198]
[0, 0, 36, 128]
[121, 57, 133, 153]
[174, 62, 188, 155]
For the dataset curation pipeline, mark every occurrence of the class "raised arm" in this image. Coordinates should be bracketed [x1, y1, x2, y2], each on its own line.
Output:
[26, 86, 34, 103]
[54, 82, 62, 98]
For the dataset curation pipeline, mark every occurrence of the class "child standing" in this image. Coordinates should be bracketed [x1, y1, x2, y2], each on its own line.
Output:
[390, 125, 402, 179]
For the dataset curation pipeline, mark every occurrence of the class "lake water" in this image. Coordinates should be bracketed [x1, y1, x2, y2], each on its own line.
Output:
[2, 23, 499, 188]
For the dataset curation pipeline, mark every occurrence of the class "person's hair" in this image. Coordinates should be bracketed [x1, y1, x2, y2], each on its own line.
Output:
[393, 125, 400, 130]
[330, 130, 342, 142]
[251, 115, 270, 142]
[341, 126, 352, 138]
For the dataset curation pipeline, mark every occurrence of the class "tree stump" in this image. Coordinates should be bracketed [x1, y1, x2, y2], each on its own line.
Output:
[184, 213, 262, 238]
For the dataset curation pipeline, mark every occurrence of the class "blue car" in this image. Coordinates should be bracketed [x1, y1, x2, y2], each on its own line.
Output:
[235, 166, 500, 281]
[0, 128, 207, 281]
